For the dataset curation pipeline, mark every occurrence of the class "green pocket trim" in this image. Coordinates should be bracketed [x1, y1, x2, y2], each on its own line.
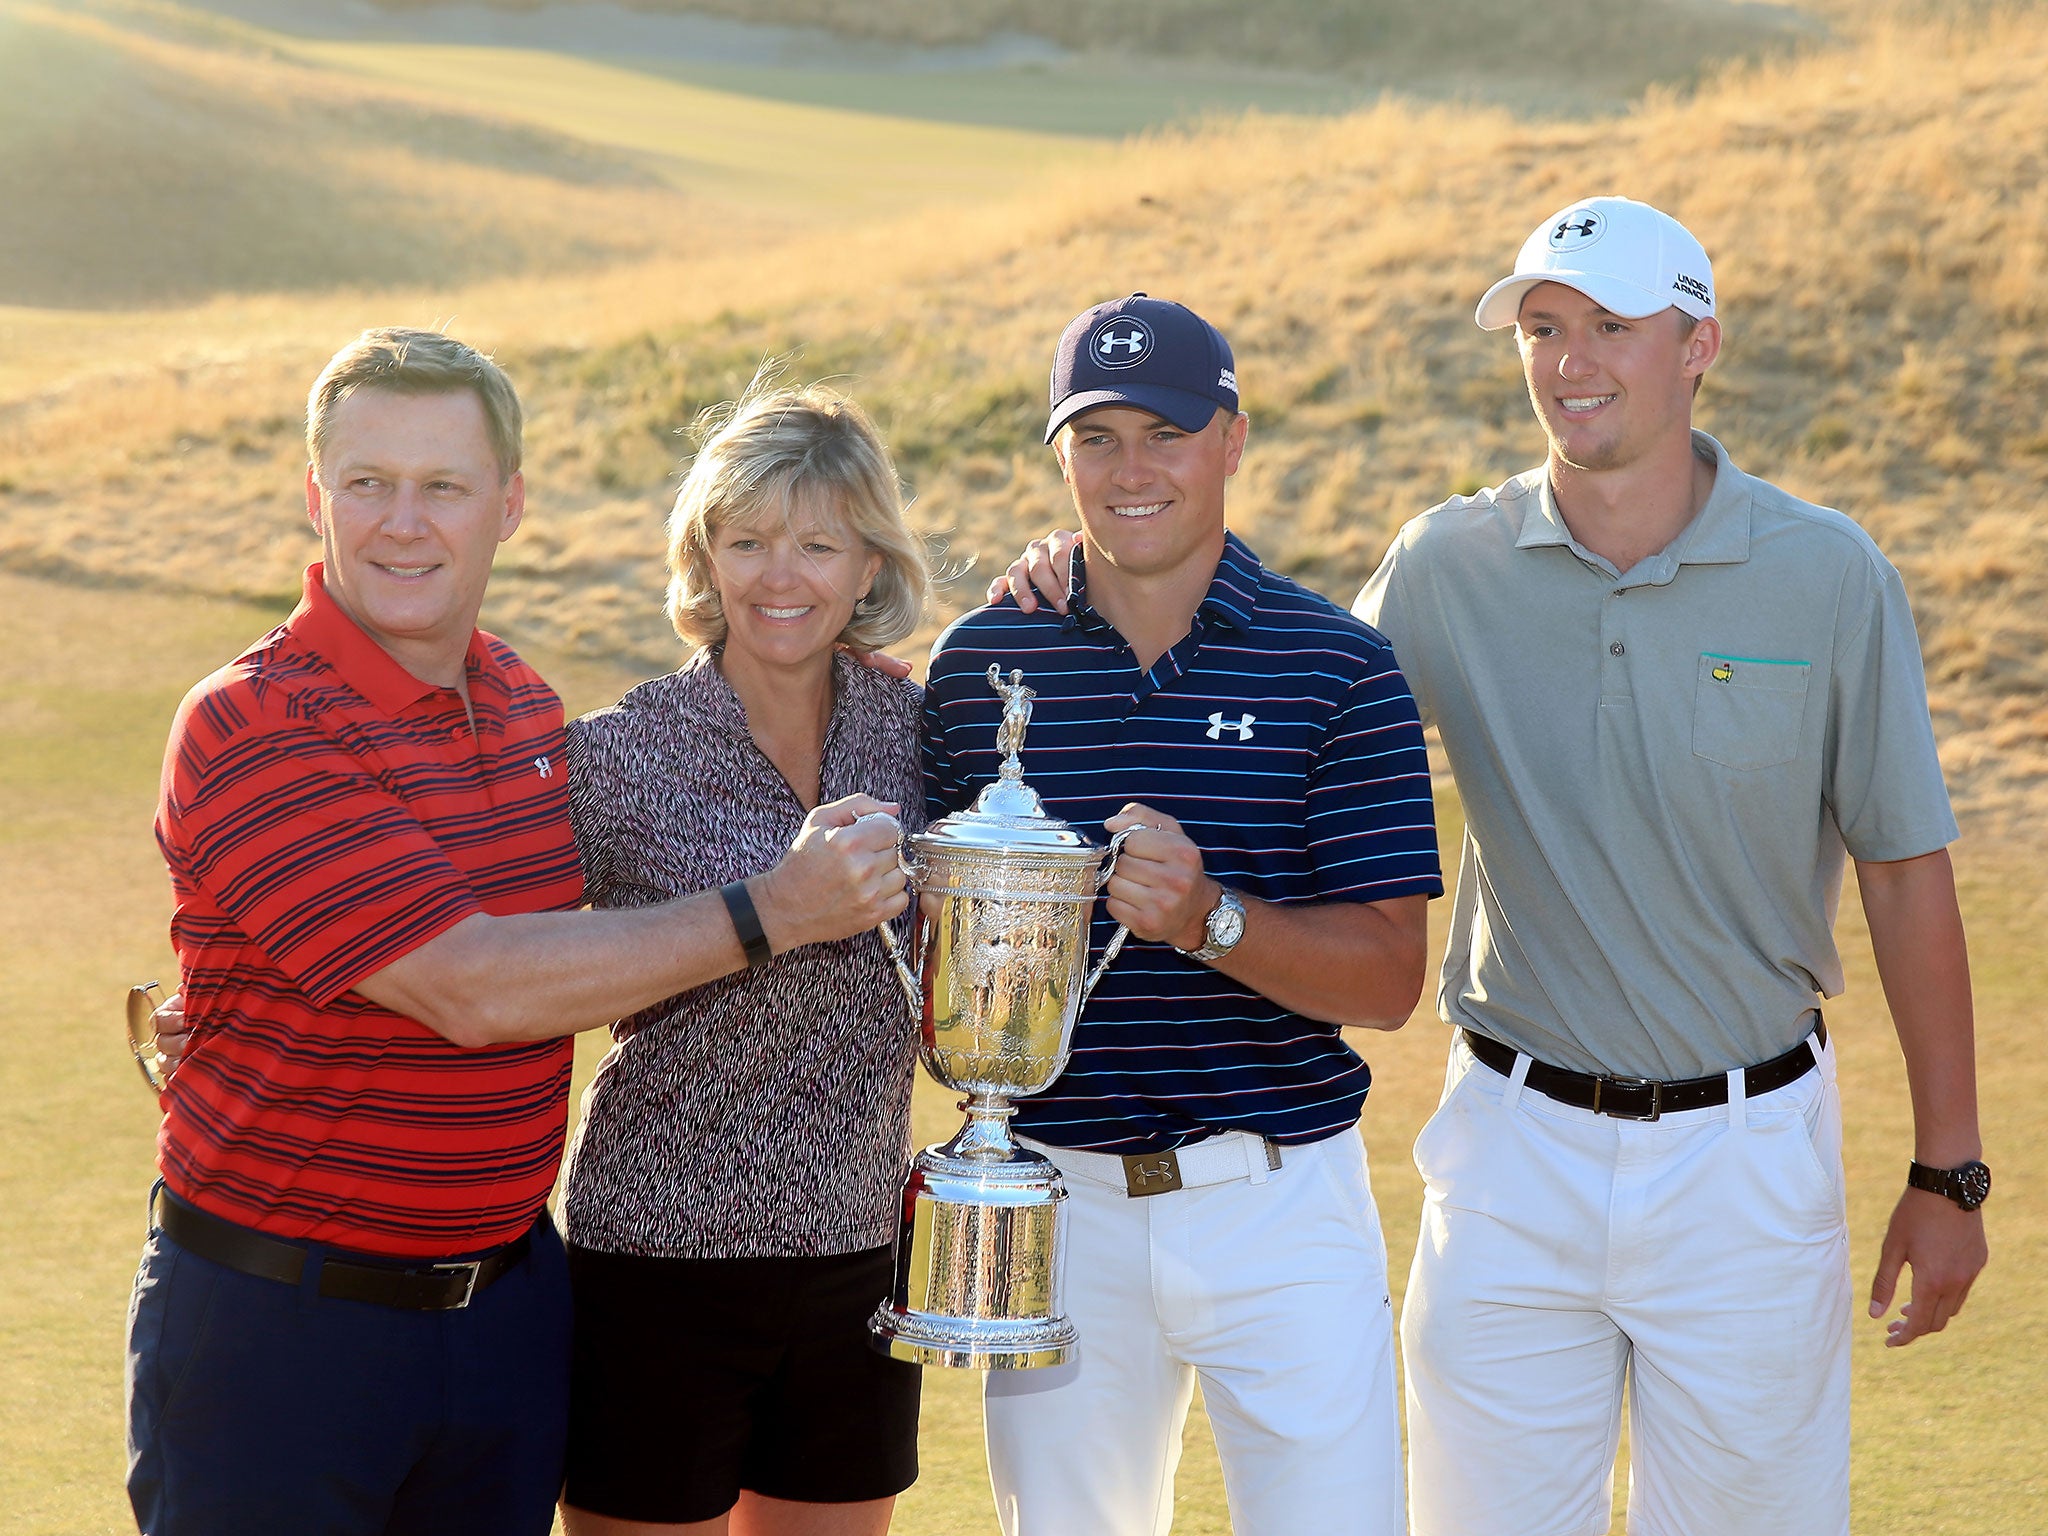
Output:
[1702, 652, 1810, 666]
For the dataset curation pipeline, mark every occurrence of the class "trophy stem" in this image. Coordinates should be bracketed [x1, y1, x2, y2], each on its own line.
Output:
[944, 1093, 1021, 1162]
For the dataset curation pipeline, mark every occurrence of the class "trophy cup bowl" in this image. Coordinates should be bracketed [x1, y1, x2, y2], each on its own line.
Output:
[868, 667, 1131, 1369]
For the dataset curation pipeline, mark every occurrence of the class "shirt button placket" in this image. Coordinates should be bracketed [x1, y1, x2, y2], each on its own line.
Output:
[1599, 588, 1631, 701]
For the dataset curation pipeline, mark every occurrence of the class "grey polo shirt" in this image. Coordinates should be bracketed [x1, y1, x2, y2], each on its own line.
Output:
[1354, 431, 1957, 1079]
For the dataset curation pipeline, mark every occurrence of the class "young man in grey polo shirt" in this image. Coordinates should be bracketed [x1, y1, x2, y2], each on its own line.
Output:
[994, 199, 1989, 1536]
[1351, 196, 1988, 1536]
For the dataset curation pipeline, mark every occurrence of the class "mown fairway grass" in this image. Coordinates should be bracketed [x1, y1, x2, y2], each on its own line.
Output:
[285, 39, 1101, 219]
[369, 0, 1807, 98]
[5, 570, 2040, 1534]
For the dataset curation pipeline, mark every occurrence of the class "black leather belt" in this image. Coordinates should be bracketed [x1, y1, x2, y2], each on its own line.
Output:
[1461, 1017, 1825, 1122]
[155, 1188, 533, 1311]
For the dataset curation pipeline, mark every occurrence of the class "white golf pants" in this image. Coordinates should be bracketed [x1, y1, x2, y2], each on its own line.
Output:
[985, 1128, 1405, 1536]
[1404, 1028, 1851, 1536]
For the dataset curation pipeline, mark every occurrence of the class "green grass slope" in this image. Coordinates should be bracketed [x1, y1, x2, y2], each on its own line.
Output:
[0, 0, 1096, 309]
[368, 0, 1810, 95]
[0, 1, 722, 307]
[293, 37, 1099, 214]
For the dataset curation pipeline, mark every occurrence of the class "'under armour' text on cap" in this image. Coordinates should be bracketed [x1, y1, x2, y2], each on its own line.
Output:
[1475, 196, 1716, 332]
[1046, 294, 1239, 444]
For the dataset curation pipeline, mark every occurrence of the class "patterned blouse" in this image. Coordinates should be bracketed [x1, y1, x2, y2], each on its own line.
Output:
[558, 648, 927, 1259]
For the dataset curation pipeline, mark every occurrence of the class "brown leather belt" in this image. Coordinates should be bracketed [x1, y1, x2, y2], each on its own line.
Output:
[1460, 1017, 1825, 1122]
[155, 1187, 533, 1311]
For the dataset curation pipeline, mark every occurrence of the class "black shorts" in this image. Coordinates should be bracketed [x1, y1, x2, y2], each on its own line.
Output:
[563, 1242, 921, 1523]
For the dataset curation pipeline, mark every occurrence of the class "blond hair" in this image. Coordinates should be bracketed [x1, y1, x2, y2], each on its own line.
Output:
[666, 385, 929, 652]
[307, 328, 522, 482]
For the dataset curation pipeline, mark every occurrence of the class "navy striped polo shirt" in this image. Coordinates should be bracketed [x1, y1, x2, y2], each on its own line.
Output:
[923, 531, 1442, 1154]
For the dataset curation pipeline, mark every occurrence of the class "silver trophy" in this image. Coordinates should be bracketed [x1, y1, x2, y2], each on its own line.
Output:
[869, 666, 1133, 1368]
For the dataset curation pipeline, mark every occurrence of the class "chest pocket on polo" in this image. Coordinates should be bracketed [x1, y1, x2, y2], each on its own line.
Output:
[1692, 653, 1810, 770]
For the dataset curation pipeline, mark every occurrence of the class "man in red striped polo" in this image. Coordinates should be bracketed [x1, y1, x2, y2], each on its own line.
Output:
[127, 329, 908, 1536]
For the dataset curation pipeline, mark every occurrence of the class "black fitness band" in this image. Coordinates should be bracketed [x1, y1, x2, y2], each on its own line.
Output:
[721, 880, 773, 970]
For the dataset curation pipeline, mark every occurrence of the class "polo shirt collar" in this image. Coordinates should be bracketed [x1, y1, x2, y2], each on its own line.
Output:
[670, 645, 747, 736]
[1064, 530, 1261, 636]
[1517, 430, 1752, 575]
[674, 645, 874, 743]
[1671, 432, 1752, 565]
[289, 562, 489, 716]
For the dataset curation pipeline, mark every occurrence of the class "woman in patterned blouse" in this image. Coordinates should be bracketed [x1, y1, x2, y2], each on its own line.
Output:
[559, 386, 934, 1536]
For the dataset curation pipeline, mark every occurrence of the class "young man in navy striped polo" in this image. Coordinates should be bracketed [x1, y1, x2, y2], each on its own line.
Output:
[923, 295, 1442, 1536]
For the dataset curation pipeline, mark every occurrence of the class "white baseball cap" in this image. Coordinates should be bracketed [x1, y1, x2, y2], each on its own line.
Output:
[1475, 196, 1715, 332]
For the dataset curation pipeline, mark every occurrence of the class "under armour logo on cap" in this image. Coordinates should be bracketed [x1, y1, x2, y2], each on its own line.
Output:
[1093, 317, 1155, 368]
[1550, 210, 1605, 250]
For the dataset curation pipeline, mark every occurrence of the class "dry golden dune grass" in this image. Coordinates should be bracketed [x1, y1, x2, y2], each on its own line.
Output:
[5, 4, 2042, 830]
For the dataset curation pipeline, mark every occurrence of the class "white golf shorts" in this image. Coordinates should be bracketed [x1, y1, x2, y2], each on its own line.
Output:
[985, 1128, 1405, 1536]
[1403, 1027, 1851, 1536]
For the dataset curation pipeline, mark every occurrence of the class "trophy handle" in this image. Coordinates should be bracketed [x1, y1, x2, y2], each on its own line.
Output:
[876, 919, 923, 1019]
[869, 819, 927, 1019]
[1078, 826, 1139, 1010]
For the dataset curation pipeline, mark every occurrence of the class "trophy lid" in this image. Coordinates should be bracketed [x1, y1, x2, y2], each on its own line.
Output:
[911, 664, 1104, 860]
[916, 777, 1104, 856]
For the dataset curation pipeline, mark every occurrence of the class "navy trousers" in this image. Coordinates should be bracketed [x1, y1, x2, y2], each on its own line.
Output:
[125, 1198, 571, 1536]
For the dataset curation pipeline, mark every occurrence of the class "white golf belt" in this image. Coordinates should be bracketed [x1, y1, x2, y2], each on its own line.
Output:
[1030, 1130, 1281, 1195]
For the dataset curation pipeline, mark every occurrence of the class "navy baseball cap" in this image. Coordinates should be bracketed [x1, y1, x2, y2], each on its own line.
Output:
[1045, 294, 1238, 444]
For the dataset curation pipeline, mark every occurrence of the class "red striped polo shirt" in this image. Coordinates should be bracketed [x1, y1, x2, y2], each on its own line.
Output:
[155, 563, 584, 1259]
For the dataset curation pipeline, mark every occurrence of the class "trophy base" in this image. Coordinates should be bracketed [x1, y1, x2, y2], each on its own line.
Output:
[868, 1301, 1076, 1370]
[869, 1139, 1075, 1370]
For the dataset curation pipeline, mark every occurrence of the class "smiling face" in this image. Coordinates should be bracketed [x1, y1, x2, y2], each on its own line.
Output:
[305, 386, 523, 687]
[707, 494, 882, 675]
[1514, 281, 1719, 475]
[1054, 404, 1246, 588]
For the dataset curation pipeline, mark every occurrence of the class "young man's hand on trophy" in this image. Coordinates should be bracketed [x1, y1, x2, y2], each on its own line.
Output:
[1098, 804, 1217, 953]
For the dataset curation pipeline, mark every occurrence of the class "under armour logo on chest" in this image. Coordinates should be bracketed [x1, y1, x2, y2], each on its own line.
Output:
[534, 756, 553, 778]
[1206, 712, 1256, 741]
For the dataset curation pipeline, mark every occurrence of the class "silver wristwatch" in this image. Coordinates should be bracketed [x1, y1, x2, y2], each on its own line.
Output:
[1178, 887, 1246, 963]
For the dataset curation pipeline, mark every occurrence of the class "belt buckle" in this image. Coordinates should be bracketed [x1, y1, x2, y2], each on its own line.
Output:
[426, 1258, 483, 1308]
[1121, 1149, 1184, 1197]
[1591, 1075, 1663, 1121]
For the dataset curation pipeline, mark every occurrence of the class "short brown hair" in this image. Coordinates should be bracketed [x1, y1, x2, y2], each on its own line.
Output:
[666, 385, 930, 652]
[307, 328, 522, 481]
